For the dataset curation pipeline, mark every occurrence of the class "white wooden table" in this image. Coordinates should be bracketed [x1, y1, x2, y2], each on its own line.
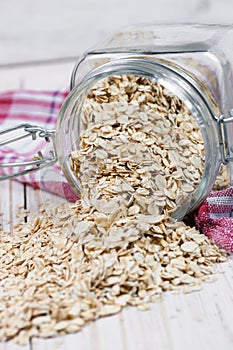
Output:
[1, 1, 233, 347]
[0, 51, 233, 350]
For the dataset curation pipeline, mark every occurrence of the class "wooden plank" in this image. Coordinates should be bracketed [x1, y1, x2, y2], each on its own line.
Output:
[0, 341, 31, 350]
[32, 314, 125, 350]
[0, 0, 209, 66]
[1, 36, 233, 350]
[0, 256, 232, 350]
[0, 180, 11, 232]
[0, 181, 31, 350]
[0, 180, 26, 232]
[31, 258, 233, 350]
[25, 182, 66, 223]
[0, 61, 75, 92]
[1, 0, 233, 66]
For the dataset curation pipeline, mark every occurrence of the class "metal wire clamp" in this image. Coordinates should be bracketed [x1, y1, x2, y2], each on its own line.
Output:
[0, 124, 57, 180]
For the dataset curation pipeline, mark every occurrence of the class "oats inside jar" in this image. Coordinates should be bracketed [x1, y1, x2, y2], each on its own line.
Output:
[71, 75, 206, 220]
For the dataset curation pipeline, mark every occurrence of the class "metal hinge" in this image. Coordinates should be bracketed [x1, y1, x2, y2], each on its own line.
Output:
[0, 124, 57, 180]
[217, 110, 233, 165]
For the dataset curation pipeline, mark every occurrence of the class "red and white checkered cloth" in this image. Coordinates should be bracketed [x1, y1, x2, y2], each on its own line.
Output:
[196, 187, 233, 252]
[0, 89, 233, 251]
[0, 89, 78, 201]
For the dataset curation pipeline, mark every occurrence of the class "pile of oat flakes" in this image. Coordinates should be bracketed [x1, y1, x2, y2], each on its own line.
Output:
[0, 75, 228, 345]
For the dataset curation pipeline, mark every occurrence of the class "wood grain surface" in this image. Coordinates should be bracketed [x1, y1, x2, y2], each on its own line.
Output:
[1, 3, 233, 348]
[0, 0, 233, 66]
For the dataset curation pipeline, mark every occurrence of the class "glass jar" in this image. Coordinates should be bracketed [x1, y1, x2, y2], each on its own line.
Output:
[56, 23, 233, 219]
[2, 23, 233, 220]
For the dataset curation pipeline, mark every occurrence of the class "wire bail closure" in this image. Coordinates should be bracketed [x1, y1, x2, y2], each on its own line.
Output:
[217, 110, 233, 165]
[0, 124, 57, 180]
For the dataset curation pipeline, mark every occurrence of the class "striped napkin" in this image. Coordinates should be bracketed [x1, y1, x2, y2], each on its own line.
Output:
[196, 187, 233, 252]
[0, 89, 78, 201]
